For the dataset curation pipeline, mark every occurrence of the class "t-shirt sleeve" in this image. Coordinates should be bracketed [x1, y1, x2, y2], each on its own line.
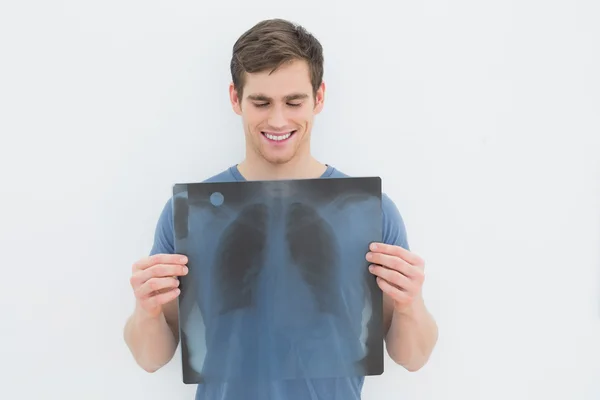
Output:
[149, 198, 175, 255]
[381, 193, 410, 250]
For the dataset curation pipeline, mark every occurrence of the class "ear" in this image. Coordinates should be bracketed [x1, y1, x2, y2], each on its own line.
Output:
[229, 82, 242, 115]
[313, 81, 326, 115]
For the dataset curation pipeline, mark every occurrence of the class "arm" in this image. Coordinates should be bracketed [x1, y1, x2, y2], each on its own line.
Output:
[124, 298, 180, 373]
[368, 242, 438, 372]
[124, 199, 185, 372]
[382, 291, 438, 371]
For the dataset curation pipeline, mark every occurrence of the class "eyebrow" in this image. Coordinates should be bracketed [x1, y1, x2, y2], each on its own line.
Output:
[247, 93, 309, 102]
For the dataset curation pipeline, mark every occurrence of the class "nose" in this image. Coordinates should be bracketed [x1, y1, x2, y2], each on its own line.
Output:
[267, 105, 287, 130]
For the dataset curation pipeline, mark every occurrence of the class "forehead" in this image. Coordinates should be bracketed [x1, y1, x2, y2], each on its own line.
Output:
[243, 59, 312, 98]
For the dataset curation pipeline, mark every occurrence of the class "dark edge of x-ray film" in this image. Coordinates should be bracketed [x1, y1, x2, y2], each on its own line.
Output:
[172, 177, 383, 385]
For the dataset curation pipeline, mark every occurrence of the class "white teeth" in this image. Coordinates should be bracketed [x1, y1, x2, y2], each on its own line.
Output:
[264, 132, 292, 141]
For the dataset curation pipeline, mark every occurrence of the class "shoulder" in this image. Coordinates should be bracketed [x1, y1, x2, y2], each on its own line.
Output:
[381, 193, 410, 250]
[149, 167, 238, 255]
[327, 166, 410, 250]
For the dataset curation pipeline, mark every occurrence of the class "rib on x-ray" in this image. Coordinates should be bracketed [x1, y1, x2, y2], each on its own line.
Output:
[172, 177, 383, 384]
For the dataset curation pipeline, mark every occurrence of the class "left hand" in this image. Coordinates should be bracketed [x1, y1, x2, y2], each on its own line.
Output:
[366, 242, 425, 312]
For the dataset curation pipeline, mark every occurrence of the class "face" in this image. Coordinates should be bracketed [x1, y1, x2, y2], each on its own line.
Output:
[229, 59, 325, 165]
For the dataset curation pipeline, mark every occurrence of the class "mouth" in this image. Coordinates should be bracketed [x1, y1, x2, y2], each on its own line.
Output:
[261, 130, 296, 143]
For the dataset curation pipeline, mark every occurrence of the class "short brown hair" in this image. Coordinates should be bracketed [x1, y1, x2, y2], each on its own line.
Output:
[230, 19, 324, 99]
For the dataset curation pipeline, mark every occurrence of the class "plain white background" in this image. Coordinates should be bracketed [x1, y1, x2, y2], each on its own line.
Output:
[1, 1, 599, 399]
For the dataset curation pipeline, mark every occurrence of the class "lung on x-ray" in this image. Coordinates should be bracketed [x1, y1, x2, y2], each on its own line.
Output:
[172, 177, 384, 384]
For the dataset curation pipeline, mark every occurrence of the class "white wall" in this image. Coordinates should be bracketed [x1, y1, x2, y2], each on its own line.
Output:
[1, 1, 599, 399]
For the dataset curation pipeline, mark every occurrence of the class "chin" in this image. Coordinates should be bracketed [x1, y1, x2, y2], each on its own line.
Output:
[261, 151, 296, 165]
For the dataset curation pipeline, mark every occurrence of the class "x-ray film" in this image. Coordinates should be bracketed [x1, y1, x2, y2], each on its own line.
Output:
[172, 177, 384, 384]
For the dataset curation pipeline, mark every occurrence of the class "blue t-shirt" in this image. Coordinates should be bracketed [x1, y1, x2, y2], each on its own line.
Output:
[150, 164, 410, 400]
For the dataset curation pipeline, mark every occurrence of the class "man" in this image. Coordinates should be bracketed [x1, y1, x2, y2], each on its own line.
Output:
[124, 18, 438, 399]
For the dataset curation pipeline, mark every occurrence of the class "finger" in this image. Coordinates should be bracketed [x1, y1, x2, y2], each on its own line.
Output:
[136, 277, 180, 298]
[366, 252, 415, 277]
[376, 277, 412, 303]
[369, 264, 411, 291]
[132, 254, 188, 271]
[145, 287, 181, 309]
[369, 243, 424, 267]
[144, 263, 188, 281]
[131, 263, 188, 288]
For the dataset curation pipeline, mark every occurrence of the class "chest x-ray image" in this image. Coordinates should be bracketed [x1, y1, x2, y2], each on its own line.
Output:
[172, 177, 384, 384]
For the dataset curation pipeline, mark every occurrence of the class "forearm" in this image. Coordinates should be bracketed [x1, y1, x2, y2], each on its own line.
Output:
[385, 297, 438, 371]
[124, 304, 178, 373]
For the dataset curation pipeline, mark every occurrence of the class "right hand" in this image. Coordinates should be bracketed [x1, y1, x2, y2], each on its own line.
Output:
[130, 253, 189, 318]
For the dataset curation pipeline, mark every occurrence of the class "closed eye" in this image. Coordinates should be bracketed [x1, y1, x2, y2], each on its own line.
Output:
[253, 102, 302, 108]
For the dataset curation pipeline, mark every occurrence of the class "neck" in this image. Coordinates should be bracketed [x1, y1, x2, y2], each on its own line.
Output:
[237, 150, 327, 181]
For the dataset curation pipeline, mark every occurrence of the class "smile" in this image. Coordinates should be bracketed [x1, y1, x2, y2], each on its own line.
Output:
[261, 130, 296, 142]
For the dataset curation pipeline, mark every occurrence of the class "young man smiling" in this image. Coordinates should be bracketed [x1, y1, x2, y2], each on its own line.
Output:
[124, 18, 438, 400]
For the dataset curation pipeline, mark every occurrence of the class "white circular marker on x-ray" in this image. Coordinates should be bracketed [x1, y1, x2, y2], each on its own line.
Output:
[210, 192, 224, 206]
